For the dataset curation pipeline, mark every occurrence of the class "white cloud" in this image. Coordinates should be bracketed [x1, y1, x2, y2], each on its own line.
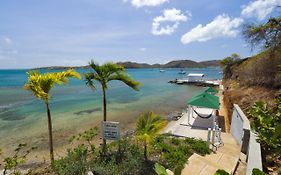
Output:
[181, 14, 243, 44]
[139, 47, 147, 51]
[3, 37, 12, 45]
[241, 0, 281, 20]
[152, 8, 190, 35]
[129, 0, 168, 8]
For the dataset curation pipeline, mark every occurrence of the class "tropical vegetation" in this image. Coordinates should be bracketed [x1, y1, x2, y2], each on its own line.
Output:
[24, 69, 81, 164]
[0, 143, 37, 175]
[220, 53, 241, 78]
[135, 112, 167, 161]
[248, 97, 281, 173]
[84, 61, 140, 153]
[50, 112, 210, 175]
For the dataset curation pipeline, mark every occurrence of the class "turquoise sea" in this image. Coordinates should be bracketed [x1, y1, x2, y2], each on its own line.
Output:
[0, 68, 221, 152]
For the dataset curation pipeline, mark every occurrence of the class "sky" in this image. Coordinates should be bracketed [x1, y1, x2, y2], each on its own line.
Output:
[0, 0, 280, 69]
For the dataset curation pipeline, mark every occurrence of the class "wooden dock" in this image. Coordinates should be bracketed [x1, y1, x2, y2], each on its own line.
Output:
[169, 79, 221, 86]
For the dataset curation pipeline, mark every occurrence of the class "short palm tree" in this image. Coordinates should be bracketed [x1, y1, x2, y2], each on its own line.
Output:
[85, 61, 140, 152]
[24, 69, 81, 164]
[135, 112, 167, 161]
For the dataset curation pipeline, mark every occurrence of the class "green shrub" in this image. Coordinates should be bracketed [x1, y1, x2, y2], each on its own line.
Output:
[248, 98, 281, 155]
[174, 164, 184, 175]
[252, 168, 267, 175]
[90, 138, 153, 175]
[154, 163, 168, 175]
[184, 137, 211, 155]
[90, 160, 119, 175]
[214, 169, 230, 175]
[1, 143, 37, 175]
[163, 149, 188, 172]
[54, 144, 89, 175]
[178, 145, 192, 156]
[171, 137, 181, 146]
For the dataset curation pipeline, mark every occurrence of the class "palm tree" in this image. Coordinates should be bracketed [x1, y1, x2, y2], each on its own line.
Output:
[135, 112, 167, 161]
[85, 61, 140, 153]
[24, 69, 81, 164]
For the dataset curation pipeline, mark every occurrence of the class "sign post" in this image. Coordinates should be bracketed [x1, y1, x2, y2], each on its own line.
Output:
[102, 121, 120, 140]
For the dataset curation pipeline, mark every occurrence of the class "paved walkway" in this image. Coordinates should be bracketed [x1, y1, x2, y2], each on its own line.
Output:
[182, 133, 240, 175]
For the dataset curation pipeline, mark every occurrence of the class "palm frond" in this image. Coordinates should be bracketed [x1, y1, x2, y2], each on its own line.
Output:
[85, 72, 100, 90]
[102, 62, 124, 76]
[136, 112, 167, 143]
[85, 61, 140, 91]
[24, 69, 81, 103]
[55, 69, 81, 84]
[108, 72, 140, 91]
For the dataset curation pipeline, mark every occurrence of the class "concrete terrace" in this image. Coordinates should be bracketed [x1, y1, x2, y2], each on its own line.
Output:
[163, 108, 215, 140]
[163, 107, 240, 175]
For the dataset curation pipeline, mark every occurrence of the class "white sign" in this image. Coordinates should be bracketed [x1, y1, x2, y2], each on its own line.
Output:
[102, 121, 120, 140]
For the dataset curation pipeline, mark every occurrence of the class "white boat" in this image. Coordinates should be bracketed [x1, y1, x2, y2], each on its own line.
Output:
[159, 69, 165, 72]
[178, 70, 186, 74]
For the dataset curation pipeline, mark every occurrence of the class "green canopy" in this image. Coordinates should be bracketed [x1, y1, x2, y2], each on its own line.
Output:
[187, 92, 220, 109]
[193, 91, 219, 101]
[204, 87, 218, 94]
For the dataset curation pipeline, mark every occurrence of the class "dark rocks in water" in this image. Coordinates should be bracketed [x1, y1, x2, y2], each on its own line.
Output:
[74, 108, 101, 115]
[113, 95, 139, 104]
[0, 110, 26, 121]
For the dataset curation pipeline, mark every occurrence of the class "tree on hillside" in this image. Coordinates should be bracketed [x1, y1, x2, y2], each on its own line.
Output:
[242, 16, 281, 51]
[220, 53, 241, 67]
[24, 69, 81, 164]
[220, 53, 241, 79]
[84, 61, 140, 154]
[135, 112, 167, 161]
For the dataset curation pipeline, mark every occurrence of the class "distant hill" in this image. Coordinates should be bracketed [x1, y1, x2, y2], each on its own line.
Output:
[116, 61, 152, 68]
[199, 60, 221, 67]
[32, 59, 220, 70]
[117, 60, 220, 68]
[162, 60, 203, 68]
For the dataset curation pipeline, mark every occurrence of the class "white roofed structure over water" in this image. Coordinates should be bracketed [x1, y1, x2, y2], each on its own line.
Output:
[187, 73, 204, 77]
[187, 73, 204, 82]
[169, 73, 220, 86]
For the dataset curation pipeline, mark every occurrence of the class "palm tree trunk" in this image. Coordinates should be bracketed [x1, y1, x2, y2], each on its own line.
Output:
[102, 87, 107, 155]
[102, 87, 107, 121]
[144, 138, 147, 161]
[46, 102, 54, 164]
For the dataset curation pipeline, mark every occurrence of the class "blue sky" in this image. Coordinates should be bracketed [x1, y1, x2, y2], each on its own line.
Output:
[0, 0, 280, 69]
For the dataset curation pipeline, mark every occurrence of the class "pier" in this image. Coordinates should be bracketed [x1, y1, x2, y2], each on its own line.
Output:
[169, 73, 221, 86]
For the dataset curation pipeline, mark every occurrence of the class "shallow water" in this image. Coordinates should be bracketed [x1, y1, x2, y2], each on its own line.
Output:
[0, 68, 221, 150]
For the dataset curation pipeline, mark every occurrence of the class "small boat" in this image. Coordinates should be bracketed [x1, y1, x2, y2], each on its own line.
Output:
[159, 69, 165, 72]
[178, 70, 186, 74]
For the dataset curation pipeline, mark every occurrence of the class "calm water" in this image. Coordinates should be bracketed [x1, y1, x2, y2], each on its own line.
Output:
[0, 68, 221, 149]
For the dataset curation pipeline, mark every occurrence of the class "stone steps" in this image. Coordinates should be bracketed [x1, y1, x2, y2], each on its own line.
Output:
[182, 134, 240, 175]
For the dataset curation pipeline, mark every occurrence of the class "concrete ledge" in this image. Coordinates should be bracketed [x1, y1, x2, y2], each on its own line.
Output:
[229, 104, 263, 175]
[246, 132, 263, 175]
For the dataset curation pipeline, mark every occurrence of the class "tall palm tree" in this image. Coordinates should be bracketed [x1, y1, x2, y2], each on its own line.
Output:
[24, 69, 81, 164]
[84, 61, 140, 152]
[135, 112, 167, 161]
